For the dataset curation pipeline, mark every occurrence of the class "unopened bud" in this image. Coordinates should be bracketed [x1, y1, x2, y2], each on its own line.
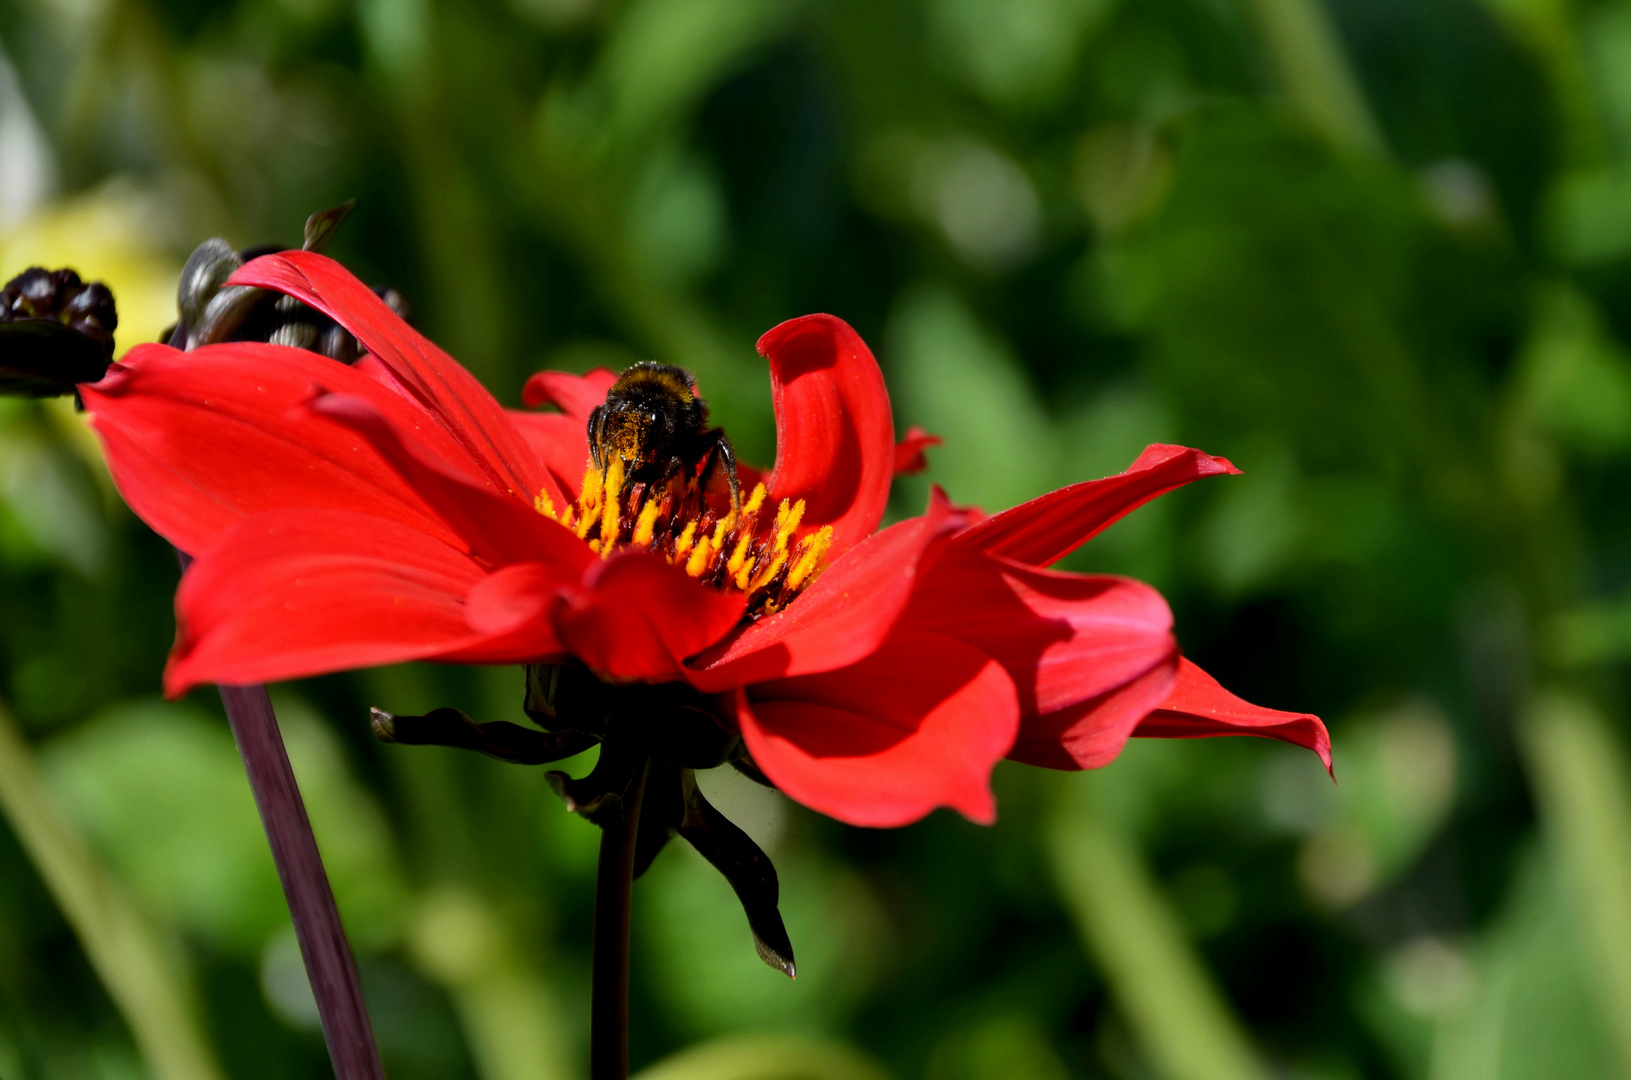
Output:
[170, 202, 410, 359]
[0, 267, 117, 397]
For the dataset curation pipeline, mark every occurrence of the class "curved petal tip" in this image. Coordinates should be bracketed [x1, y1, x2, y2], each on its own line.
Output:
[1134, 657, 1331, 776]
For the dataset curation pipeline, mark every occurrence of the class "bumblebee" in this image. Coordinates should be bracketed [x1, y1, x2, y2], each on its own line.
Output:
[588, 361, 741, 512]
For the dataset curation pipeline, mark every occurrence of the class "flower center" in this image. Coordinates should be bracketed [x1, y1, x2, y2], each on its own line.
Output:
[535, 457, 833, 618]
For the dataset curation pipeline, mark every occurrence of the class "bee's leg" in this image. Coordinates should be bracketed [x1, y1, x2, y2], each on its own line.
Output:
[647, 455, 695, 521]
[699, 428, 742, 515]
[587, 405, 606, 471]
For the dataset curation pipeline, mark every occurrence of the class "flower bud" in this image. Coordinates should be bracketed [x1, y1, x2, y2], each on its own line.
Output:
[169, 202, 406, 361]
[0, 267, 117, 397]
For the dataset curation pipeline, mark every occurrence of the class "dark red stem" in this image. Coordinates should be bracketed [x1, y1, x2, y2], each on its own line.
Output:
[590, 757, 650, 1080]
[179, 553, 384, 1079]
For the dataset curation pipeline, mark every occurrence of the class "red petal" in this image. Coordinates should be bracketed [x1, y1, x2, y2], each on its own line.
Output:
[735, 631, 1018, 827]
[758, 314, 894, 557]
[82, 342, 471, 556]
[166, 509, 487, 696]
[464, 562, 563, 635]
[902, 541, 1178, 717]
[228, 251, 561, 507]
[303, 391, 594, 574]
[894, 426, 942, 475]
[552, 552, 746, 683]
[451, 563, 571, 661]
[686, 489, 958, 691]
[507, 410, 589, 499]
[1134, 658, 1333, 775]
[521, 367, 618, 415]
[956, 444, 1239, 567]
[352, 353, 417, 402]
[1005, 658, 1179, 770]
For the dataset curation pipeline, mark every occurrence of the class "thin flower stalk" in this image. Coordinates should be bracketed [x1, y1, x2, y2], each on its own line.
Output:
[178, 553, 385, 1080]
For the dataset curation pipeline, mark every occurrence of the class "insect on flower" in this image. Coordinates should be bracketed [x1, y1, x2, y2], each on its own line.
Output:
[587, 361, 743, 518]
[78, 248, 1330, 974]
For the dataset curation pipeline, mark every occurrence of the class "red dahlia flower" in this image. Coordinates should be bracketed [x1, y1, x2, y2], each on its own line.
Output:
[81, 250, 1328, 829]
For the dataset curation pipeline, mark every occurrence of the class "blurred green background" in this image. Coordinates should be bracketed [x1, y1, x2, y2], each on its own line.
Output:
[2, 0, 1630, 1076]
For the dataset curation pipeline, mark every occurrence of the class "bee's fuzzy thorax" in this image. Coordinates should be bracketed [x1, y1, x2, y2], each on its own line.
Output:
[611, 361, 697, 405]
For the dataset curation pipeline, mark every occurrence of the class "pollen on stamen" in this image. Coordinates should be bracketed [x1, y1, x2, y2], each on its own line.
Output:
[561, 450, 829, 620]
[749, 547, 789, 591]
[598, 457, 625, 557]
[633, 500, 661, 548]
[685, 535, 714, 577]
[575, 463, 602, 540]
[580, 463, 603, 508]
[726, 530, 755, 583]
[774, 498, 804, 550]
[786, 525, 834, 590]
[672, 520, 698, 564]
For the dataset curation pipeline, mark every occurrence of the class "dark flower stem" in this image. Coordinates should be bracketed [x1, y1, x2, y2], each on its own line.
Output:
[178, 554, 384, 1079]
[590, 756, 651, 1080]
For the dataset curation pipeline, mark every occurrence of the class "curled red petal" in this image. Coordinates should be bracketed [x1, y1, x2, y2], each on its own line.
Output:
[452, 563, 571, 662]
[166, 509, 487, 696]
[82, 342, 469, 556]
[552, 552, 746, 683]
[302, 391, 594, 574]
[1134, 658, 1333, 775]
[758, 314, 894, 557]
[521, 367, 618, 415]
[902, 540, 1178, 720]
[508, 410, 589, 499]
[735, 631, 1018, 827]
[894, 426, 942, 476]
[686, 488, 958, 692]
[465, 562, 564, 635]
[957, 444, 1239, 568]
[228, 250, 562, 507]
[1007, 657, 1179, 769]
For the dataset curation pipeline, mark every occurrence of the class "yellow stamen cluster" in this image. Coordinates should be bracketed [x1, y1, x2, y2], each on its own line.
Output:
[538, 462, 834, 618]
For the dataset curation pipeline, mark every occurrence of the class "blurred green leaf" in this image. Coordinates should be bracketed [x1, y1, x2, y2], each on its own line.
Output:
[408, 884, 574, 1080]
[0, 412, 108, 577]
[928, 0, 1114, 108]
[1432, 848, 1618, 1080]
[888, 285, 1057, 513]
[1519, 691, 1631, 1078]
[43, 699, 286, 952]
[580, 0, 802, 155]
[1516, 284, 1631, 454]
[43, 695, 408, 955]
[632, 1033, 893, 1080]
[1240, 0, 1388, 159]
[1050, 782, 1268, 1080]
[1545, 597, 1631, 667]
[640, 841, 888, 1037]
[923, 1013, 1071, 1080]
[1196, 438, 1303, 597]
[1266, 701, 1457, 908]
[0, 700, 223, 1080]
